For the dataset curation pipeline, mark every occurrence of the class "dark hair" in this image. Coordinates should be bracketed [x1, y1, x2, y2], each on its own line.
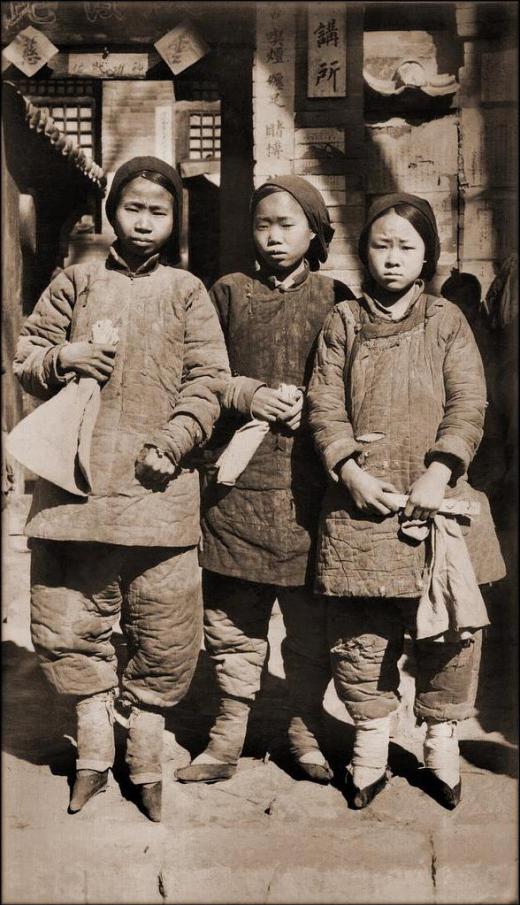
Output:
[105, 157, 183, 264]
[251, 185, 322, 270]
[359, 202, 438, 281]
[250, 177, 334, 271]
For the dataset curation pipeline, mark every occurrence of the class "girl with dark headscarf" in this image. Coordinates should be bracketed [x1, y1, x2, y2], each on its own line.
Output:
[13, 157, 230, 822]
[307, 193, 505, 811]
[176, 176, 355, 786]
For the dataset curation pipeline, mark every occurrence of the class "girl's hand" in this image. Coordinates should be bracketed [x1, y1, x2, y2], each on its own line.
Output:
[251, 386, 293, 422]
[58, 341, 116, 383]
[339, 458, 400, 516]
[276, 391, 304, 431]
[135, 446, 176, 490]
[404, 461, 452, 521]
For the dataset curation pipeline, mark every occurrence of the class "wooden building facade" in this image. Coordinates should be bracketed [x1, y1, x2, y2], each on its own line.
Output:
[1, 0, 517, 486]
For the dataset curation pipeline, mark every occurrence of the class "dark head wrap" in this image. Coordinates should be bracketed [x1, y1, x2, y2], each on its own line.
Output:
[358, 192, 440, 281]
[105, 156, 183, 264]
[251, 175, 334, 271]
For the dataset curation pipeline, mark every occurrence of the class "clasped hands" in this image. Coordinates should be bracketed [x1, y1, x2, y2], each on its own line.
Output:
[250, 385, 304, 431]
[338, 458, 452, 521]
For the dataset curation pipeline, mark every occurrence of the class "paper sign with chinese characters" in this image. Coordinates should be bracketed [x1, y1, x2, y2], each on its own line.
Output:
[3, 25, 58, 77]
[254, 3, 296, 177]
[307, 3, 346, 98]
[154, 20, 208, 76]
[68, 53, 148, 79]
[155, 105, 174, 165]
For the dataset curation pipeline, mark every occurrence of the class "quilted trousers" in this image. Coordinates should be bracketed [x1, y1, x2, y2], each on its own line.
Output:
[328, 597, 482, 723]
[202, 570, 332, 763]
[30, 539, 203, 709]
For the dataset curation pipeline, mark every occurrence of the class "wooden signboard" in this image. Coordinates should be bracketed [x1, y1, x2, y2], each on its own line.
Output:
[68, 52, 148, 78]
[155, 104, 174, 164]
[307, 2, 347, 98]
[1, 2, 253, 47]
[254, 2, 295, 177]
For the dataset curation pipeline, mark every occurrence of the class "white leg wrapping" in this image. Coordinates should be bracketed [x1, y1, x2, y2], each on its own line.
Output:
[191, 751, 230, 766]
[350, 716, 390, 790]
[424, 720, 460, 788]
[298, 750, 327, 767]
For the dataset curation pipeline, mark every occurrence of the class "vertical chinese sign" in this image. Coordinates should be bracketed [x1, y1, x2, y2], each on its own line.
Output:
[307, 2, 347, 98]
[254, 3, 296, 180]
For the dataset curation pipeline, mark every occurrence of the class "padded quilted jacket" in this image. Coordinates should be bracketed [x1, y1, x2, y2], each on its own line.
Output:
[13, 248, 230, 547]
[199, 268, 354, 585]
[307, 291, 506, 598]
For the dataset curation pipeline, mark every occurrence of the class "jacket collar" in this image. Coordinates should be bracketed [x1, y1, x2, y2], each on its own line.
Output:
[107, 243, 162, 276]
[256, 259, 310, 292]
[361, 280, 425, 322]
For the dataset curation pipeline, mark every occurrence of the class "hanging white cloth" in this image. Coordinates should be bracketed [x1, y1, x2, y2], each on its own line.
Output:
[7, 319, 118, 497]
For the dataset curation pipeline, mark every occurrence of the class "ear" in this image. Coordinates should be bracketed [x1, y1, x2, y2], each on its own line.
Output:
[309, 231, 317, 240]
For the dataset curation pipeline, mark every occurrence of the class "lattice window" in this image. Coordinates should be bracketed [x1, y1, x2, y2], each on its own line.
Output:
[189, 112, 221, 160]
[14, 79, 98, 161]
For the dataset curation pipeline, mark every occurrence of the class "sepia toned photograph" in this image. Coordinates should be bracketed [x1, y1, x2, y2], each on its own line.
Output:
[1, 1, 518, 903]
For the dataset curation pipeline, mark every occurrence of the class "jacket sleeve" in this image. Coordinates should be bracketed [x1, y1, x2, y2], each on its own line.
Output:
[147, 279, 231, 464]
[307, 306, 362, 480]
[209, 277, 266, 418]
[12, 269, 76, 400]
[425, 306, 487, 480]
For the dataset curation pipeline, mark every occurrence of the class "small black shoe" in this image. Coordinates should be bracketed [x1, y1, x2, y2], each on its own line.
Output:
[139, 781, 162, 822]
[175, 763, 236, 784]
[68, 769, 108, 813]
[296, 761, 334, 785]
[420, 769, 462, 810]
[345, 768, 390, 810]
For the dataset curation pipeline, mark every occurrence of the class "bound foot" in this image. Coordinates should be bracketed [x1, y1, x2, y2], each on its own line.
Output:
[345, 766, 390, 810]
[296, 750, 333, 784]
[175, 752, 236, 784]
[139, 781, 162, 822]
[68, 769, 108, 813]
[422, 721, 462, 809]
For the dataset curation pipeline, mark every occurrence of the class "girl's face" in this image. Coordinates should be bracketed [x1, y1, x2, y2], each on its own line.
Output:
[367, 210, 426, 293]
[113, 176, 174, 263]
[253, 191, 315, 274]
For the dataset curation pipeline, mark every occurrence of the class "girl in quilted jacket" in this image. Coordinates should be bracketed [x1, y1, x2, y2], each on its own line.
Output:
[13, 157, 230, 822]
[175, 177, 354, 786]
[307, 193, 505, 810]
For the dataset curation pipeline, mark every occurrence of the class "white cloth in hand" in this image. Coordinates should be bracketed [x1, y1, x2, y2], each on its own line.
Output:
[7, 320, 118, 496]
[415, 514, 490, 641]
[215, 419, 270, 486]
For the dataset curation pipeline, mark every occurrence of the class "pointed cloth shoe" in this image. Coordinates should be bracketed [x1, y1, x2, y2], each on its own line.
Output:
[345, 768, 390, 810]
[68, 769, 108, 813]
[139, 781, 162, 822]
[420, 769, 462, 810]
[175, 763, 236, 784]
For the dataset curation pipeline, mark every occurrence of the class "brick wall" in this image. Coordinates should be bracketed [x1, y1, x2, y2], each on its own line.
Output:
[456, 2, 517, 296]
[253, 3, 365, 293]
[252, 3, 517, 298]
[101, 80, 175, 235]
